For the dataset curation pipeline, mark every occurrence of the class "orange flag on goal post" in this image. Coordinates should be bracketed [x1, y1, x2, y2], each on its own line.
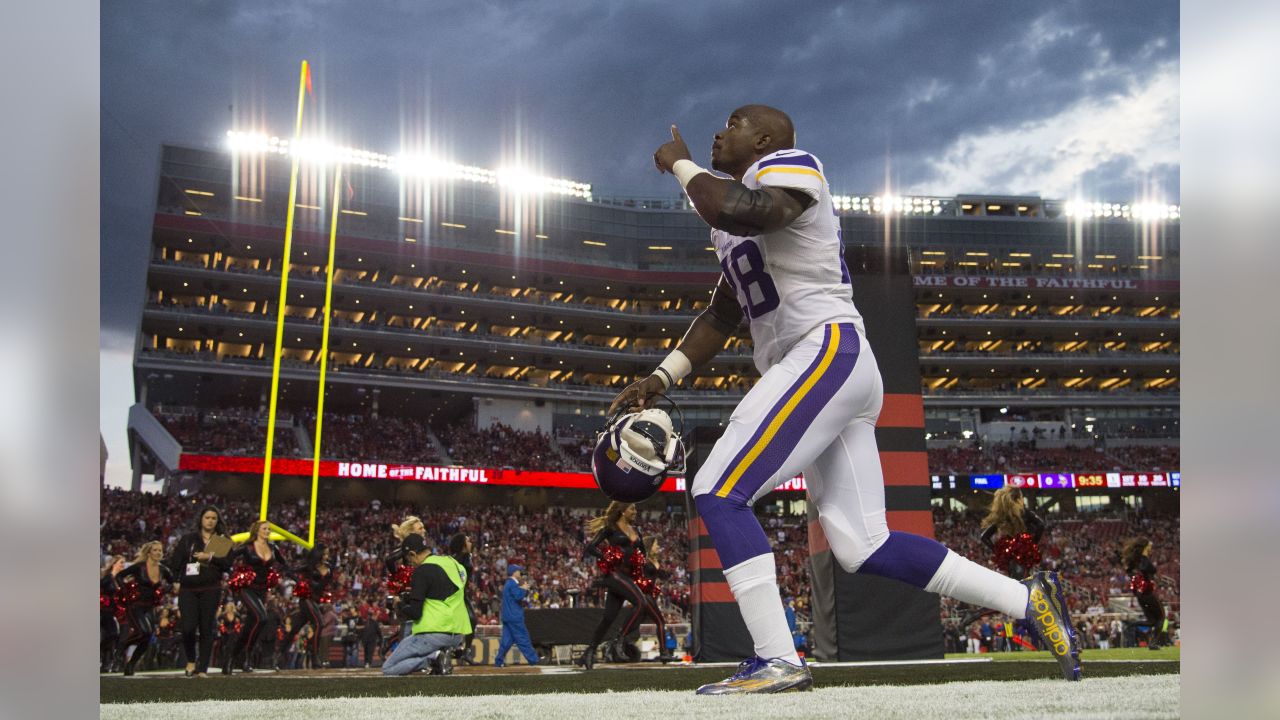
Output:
[304, 61, 313, 95]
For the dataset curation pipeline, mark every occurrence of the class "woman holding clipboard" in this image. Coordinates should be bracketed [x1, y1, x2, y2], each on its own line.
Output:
[167, 505, 232, 677]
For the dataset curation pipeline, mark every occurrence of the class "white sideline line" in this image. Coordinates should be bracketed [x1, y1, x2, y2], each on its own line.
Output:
[692, 657, 993, 669]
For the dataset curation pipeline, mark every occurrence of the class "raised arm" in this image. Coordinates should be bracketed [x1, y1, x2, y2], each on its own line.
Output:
[980, 524, 998, 551]
[684, 175, 814, 236]
[654, 125, 814, 235]
[1024, 510, 1046, 544]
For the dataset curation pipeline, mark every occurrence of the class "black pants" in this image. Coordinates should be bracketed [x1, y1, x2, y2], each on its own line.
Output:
[1137, 593, 1167, 644]
[122, 604, 156, 669]
[100, 613, 120, 670]
[178, 588, 223, 673]
[235, 588, 269, 663]
[285, 598, 323, 665]
[589, 572, 667, 652]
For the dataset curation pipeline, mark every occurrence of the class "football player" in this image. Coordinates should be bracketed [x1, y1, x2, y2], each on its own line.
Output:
[608, 105, 1080, 693]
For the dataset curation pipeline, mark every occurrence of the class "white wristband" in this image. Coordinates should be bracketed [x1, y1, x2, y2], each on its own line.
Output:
[653, 349, 693, 389]
[671, 159, 709, 190]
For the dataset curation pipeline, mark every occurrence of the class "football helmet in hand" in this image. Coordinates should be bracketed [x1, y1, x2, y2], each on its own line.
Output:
[591, 405, 686, 502]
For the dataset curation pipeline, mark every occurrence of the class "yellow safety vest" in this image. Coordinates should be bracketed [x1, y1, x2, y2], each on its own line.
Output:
[410, 555, 471, 636]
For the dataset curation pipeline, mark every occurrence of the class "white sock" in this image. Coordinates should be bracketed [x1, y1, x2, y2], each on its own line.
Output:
[723, 553, 801, 665]
[924, 550, 1030, 619]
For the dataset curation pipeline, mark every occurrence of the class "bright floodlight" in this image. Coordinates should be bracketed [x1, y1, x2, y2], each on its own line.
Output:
[225, 130, 590, 199]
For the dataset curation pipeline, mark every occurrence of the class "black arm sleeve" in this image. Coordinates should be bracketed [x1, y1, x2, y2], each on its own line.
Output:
[584, 529, 610, 560]
[1024, 510, 1045, 543]
[384, 546, 408, 573]
[980, 524, 997, 551]
[271, 544, 293, 574]
[700, 277, 744, 336]
[715, 184, 815, 236]
[1138, 556, 1158, 579]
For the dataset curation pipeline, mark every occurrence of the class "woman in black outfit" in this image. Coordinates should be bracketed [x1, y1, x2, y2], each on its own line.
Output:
[284, 543, 332, 669]
[229, 519, 290, 672]
[167, 505, 230, 677]
[117, 541, 175, 675]
[384, 516, 426, 644]
[1122, 537, 1169, 649]
[100, 555, 125, 673]
[449, 533, 478, 665]
[576, 502, 671, 669]
[979, 486, 1046, 578]
[215, 602, 242, 674]
[967, 487, 1047, 639]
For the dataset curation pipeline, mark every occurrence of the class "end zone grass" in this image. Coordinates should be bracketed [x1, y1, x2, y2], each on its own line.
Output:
[101, 675, 1180, 720]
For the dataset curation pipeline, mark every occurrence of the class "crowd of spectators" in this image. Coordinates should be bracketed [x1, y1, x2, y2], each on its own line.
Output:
[927, 440, 1179, 474]
[310, 412, 441, 464]
[153, 405, 300, 457]
[101, 485, 1177, 668]
[442, 423, 562, 471]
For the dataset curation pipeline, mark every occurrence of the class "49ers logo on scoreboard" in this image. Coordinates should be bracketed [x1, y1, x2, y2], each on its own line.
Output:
[1006, 474, 1040, 488]
[1075, 473, 1106, 488]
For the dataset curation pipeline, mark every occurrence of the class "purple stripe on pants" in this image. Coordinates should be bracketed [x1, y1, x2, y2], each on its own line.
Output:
[717, 325, 860, 503]
[709, 325, 834, 497]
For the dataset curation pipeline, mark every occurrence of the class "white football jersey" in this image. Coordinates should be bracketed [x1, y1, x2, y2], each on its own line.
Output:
[710, 148, 866, 373]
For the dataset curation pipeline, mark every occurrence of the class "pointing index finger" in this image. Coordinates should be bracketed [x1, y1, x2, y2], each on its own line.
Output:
[671, 124, 681, 142]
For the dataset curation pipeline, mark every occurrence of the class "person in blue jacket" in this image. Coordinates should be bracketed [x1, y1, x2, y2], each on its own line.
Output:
[494, 565, 540, 667]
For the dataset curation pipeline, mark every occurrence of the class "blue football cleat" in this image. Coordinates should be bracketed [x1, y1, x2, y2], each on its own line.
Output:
[1022, 571, 1082, 681]
[696, 655, 813, 695]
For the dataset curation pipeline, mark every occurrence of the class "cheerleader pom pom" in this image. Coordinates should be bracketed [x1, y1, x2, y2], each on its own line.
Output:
[228, 566, 256, 591]
[597, 544, 624, 574]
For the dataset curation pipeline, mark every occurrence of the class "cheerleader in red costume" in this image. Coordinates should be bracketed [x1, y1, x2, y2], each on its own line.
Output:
[1122, 537, 1169, 649]
[227, 519, 290, 673]
[215, 602, 243, 675]
[116, 541, 175, 675]
[284, 543, 333, 669]
[100, 555, 125, 673]
[384, 516, 426, 646]
[965, 487, 1046, 643]
[576, 502, 673, 669]
[980, 487, 1045, 578]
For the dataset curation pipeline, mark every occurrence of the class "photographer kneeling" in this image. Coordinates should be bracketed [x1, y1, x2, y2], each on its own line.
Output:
[381, 534, 471, 676]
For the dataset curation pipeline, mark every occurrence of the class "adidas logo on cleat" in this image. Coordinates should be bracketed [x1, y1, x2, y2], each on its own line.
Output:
[1030, 587, 1070, 657]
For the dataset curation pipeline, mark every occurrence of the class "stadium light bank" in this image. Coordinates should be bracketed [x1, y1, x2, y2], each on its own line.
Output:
[1063, 201, 1179, 221]
[226, 131, 1177, 220]
[225, 130, 593, 200]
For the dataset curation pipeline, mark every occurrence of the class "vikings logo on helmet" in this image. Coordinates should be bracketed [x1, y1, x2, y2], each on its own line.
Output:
[591, 407, 685, 502]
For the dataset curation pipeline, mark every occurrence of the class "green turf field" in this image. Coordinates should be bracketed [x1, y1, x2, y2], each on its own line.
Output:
[101, 653, 1178, 705]
[945, 646, 1180, 662]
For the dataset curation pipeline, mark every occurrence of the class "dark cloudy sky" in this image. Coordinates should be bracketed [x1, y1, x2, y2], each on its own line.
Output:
[100, 0, 1179, 483]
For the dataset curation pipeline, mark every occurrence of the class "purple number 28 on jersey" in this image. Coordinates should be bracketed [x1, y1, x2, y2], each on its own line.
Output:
[720, 239, 780, 319]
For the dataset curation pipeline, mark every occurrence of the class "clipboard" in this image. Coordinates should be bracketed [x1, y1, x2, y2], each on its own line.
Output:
[204, 534, 234, 559]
